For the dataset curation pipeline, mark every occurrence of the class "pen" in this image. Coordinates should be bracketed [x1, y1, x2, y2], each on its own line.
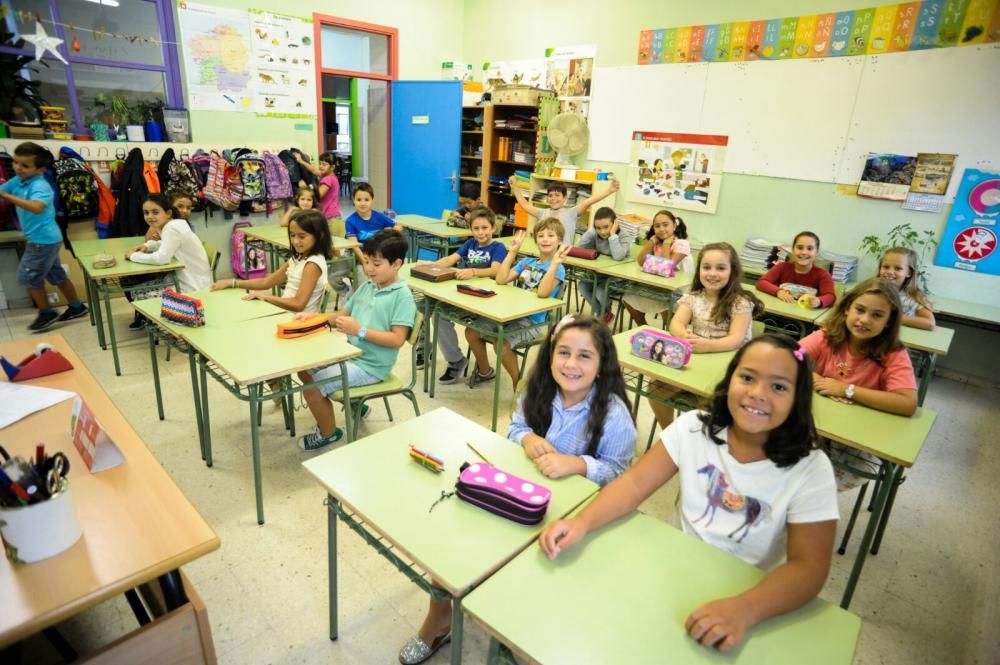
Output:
[466, 442, 492, 465]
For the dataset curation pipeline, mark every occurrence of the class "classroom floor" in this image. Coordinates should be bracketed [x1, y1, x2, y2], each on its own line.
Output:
[4, 300, 998, 665]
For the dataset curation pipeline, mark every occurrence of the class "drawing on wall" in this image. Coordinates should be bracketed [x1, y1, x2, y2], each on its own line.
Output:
[902, 152, 957, 212]
[857, 152, 917, 200]
[934, 168, 1000, 276]
[482, 59, 546, 92]
[627, 131, 728, 214]
[545, 45, 595, 116]
[249, 9, 316, 118]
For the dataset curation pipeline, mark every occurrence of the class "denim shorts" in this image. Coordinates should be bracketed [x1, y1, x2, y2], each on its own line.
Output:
[309, 359, 381, 397]
[17, 242, 68, 289]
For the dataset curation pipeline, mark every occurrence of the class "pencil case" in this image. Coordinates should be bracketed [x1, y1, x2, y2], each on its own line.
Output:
[779, 283, 818, 300]
[457, 284, 496, 298]
[640, 254, 675, 277]
[160, 290, 205, 327]
[276, 314, 330, 339]
[566, 246, 598, 260]
[629, 327, 692, 369]
[411, 264, 456, 282]
[456, 462, 551, 525]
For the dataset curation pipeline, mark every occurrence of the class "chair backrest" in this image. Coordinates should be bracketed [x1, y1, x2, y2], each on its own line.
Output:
[320, 283, 333, 313]
[408, 310, 425, 347]
[202, 240, 221, 280]
[751, 320, 766, 339]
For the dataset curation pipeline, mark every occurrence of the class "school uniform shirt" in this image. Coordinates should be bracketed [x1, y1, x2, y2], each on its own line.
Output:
[344, 278, 416, 380]
[455, 238, 507, 269]
[319, 173, 341, 219]
[129, 219, 212, 293]
[1, 174, 60, 244]
[799, 329, 917, 392]
[512, 257, 565, 324]
[509, 386, 635, 486]
[346, 210, 395, 242]
[577, 228, 631, 260]
[662, 410, 838, 570]
[550, 206, 579, 245]
[756, 262, 836, 308]
[282, 254, 328, 313]
[678, 291, 755, 342]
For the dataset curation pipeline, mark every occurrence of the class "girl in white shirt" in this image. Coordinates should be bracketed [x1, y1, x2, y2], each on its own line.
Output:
[540, 334, 838, 654]
[211, 209, 331, 313]
[126, 193, 212, 293]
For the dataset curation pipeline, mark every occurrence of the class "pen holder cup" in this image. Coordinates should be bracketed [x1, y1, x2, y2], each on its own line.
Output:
[0, 482, 82, 564]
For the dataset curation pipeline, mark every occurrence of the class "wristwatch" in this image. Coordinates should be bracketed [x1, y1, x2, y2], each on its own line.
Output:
[845, 384, 856, 400]
[357, 326, 368, 341]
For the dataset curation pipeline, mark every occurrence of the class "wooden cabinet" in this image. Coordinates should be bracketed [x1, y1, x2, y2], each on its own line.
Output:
[459, 106, 487, 202]
[528, 173, 612, 236]
[485, 104, 539, 226]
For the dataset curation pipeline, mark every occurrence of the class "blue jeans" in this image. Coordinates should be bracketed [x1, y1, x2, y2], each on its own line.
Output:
[17, 242, 67, 289]
[578, 276, 611, 315]
[309, 360, 381, 397]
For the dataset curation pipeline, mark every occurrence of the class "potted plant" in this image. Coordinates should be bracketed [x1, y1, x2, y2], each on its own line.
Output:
[136, 98, 165, 142]
[0, 24, 49, 137]
[125, 99, 146, 142]
[858, 223, 939, 293]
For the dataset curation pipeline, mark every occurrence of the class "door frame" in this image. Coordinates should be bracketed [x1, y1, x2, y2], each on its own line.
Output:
[312, 14, 399, 200]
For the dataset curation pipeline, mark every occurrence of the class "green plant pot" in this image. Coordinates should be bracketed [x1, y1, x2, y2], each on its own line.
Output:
[0, 123, 8, 139]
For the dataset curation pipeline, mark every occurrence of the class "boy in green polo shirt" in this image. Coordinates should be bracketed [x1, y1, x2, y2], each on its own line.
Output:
[296, 229, 416, 450]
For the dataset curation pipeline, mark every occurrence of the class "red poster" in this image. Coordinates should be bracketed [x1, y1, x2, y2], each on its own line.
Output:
[813, 13, 836, 56]
[746, 20, 766, 59]
[689, 25, 706, 62]
[891, 2, 921, 50]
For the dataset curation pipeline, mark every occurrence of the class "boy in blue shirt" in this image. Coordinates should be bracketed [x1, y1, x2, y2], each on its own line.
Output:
[345, 181, 399, 268]
[295, 229, 416, 451]
[424, 207, 508, 384]
[0, 142, 87, 330]
[466, 216, 568, 390]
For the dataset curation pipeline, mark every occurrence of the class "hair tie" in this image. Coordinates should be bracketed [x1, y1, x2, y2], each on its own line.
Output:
[793, 347, 805, 362]
[551, 314, 575, 338]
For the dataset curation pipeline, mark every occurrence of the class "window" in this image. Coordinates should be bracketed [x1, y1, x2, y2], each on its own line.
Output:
[1, 0, 183, 133]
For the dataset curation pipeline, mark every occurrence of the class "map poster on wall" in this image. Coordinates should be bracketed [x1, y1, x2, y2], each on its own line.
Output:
[627, 132, 728, 214]
[248, 9, 316, 118]
[545, 45, 596, 116]
[177, 2, 256, 112]
[934, 168, 1000, 276]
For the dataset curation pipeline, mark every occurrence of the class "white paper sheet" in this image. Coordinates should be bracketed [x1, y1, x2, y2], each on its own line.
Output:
[0, 383, 77, 429]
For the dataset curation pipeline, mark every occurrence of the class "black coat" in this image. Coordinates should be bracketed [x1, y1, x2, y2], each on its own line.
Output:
[109, 148, 150, 238]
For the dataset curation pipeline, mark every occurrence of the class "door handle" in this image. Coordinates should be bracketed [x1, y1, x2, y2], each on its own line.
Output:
[447, 170, 457, 192]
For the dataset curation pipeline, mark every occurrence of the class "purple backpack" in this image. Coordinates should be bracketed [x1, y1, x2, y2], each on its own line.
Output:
[230, 220, 268, 279]
[262, 151, 293, 201]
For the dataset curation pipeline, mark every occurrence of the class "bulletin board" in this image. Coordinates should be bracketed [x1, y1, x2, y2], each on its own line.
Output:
[587, 44, 1000, 196]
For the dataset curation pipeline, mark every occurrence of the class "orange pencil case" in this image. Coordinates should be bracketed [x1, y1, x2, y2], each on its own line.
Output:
[276, 314, 330, 339]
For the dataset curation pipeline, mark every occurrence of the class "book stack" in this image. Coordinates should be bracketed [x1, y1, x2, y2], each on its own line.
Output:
[740, 238, 784, 273]
[820, 250, 859, 283]
[616, 213, 651, 242]
[511, 171, 531, 198]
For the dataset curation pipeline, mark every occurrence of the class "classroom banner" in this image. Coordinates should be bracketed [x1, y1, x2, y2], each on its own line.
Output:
[627, 132, 728, 214]
[637, 0, 1000, 65]
[934, 168, 1000, 275]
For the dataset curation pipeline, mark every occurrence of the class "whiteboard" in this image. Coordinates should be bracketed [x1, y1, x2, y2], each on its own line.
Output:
[834, 45, 1000, 198]
[586, 44, 1000, 189]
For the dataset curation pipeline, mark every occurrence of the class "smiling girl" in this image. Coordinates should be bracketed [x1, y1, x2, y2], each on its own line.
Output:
[624, 209, 693, 326]
[878, 247, 935, 330]
[756, 231, 835, 309]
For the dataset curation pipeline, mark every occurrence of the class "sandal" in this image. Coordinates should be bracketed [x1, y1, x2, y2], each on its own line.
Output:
[398, 631, 451, 665]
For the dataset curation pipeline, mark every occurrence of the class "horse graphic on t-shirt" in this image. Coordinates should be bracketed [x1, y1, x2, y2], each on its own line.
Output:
[693, 464, 770, 542]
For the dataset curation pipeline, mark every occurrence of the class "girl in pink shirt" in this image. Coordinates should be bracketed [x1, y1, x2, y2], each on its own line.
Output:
[294, 151, 341, 230]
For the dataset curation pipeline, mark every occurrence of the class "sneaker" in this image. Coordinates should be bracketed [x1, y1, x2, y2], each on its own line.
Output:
[349, 401, 370, 419]
[128, 317, 147, 332]
[57, 303, 89, 322]
[466, 367, 496, 388]
[415, 350, 425, 370]
[298, 426, 344, 452]
[28, 310, 59, 331]
[438, 358, 468, 385]
[603, 309, 615, 324]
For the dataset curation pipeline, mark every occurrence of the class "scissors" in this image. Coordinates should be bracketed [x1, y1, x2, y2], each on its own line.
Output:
[44, 453, 70, 497]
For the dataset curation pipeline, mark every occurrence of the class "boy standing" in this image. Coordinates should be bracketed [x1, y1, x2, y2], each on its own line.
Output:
[0, 142, 87, 330]
[575, 206, 633, 322]
[509, 175, 620, 245]
[296, 229, 416, 451]
[425, 208, 508, 384]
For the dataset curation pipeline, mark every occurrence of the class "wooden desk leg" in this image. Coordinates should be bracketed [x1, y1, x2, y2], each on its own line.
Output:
[199, 355, 213, 467]
[248, 383, 266, 525]
[450, 595, 464, 665]
[188, 349, 207, 464]
[491, 325, 505, 432]
[103, 281, 121, 376]
[148, 327, 164, 420]
[840, 460, 899, 609]
[327, 495, 339, 641]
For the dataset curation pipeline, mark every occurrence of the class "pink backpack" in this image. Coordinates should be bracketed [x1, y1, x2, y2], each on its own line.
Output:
[629, 327, 692, 369]
[230, 221, 268, 279]
[262, 151, 293, 201]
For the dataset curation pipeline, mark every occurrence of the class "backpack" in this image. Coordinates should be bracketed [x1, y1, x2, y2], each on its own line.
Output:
[278, 148, 317, 191]
[233, 152, 269, 215]
[59, 147, 116, 232]
[158, 149, 200, 202]
[184, 152, 211, 212]
[203, 151, 241, 211]
[262, 151, 292, 201]
[230, 220, 268, 279]
[53, 151, 99, 220]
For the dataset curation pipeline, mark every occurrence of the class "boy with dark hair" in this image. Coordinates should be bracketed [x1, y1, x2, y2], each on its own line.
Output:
[295, 229, 416, 450]
[509, 174, 620, 245]
[0, 142, 87, 330]
[576, 206, 633, 322]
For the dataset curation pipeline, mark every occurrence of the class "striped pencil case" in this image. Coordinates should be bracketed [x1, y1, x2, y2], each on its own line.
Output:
[160, 290, 205, 327]
[456, 462, 551, 525]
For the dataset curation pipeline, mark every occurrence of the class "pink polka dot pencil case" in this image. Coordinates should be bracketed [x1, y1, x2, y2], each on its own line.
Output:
[456, 462, 551, 525]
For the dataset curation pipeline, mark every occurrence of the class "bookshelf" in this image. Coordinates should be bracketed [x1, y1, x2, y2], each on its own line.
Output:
[528, 173, 612, 236]
[486, 104, 539, 225]
[459, 106, 487, 201]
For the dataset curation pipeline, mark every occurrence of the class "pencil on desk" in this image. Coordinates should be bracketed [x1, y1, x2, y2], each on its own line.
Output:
[466, 442, 492, 465]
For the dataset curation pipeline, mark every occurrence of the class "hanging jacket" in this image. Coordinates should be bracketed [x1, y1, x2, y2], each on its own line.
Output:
[110, 148, 152, 238]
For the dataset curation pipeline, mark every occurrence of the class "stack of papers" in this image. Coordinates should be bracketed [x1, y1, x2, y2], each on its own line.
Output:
[820, 250, 859, 283]
[616, 213, 651, 243]
[740, 238, 783, 273]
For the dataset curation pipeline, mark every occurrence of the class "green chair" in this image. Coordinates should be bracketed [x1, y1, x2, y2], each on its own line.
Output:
[331, 311, 424, 440]
[202, 240, 221, 281]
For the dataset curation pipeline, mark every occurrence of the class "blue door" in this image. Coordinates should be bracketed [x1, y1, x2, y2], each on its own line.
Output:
[390, 81, 461, 217]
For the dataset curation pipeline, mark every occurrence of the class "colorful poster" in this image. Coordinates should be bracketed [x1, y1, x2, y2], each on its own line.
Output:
[937, 0, 971, 46]
[761, 18, 782, 59]
[848, 8, 877, 55]
[662, 29, 678, 63]
[959, 0, 995, 43]
[628, 132, 729, 214]
[813, 13, 837, 56]
[890, 2, 921, 50]
[903, 153, 957, 211]
[793, 15, 818, 57]
[248, 9, 316, 118]
[545, 45, 595, 116]
[777, 16, 799, 58]
[689, 26, 706, 62]
[638, 30, 653, 64]
[716, 23, 734, 60]
[730, 21, 751, 60]
[857, 153, 918, 200]
[701, 24, 719, 62]
[483, 59, 546, 91]
[934, 169, 1000, 275]
[177, 1, 256, 112]
[869, 5, 900, 52]
[746, 20, 766, 59]
[913, 0, 946, 49]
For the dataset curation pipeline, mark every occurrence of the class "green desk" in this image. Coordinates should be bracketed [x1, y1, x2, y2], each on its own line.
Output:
[401, 266, 565, 431]
[72, 236, 144, 329]
[178, 314, 361, 524]
[464, 511, 861, 665]
[79, 244, 183, 376]
[609, 330, 936, 610]
[931, 295, 1000, 330]
[596, 261, 692, 329]
[395, 214, 473, 261]
[752, 288, 831, 338]
[301, 408, 598, 665]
